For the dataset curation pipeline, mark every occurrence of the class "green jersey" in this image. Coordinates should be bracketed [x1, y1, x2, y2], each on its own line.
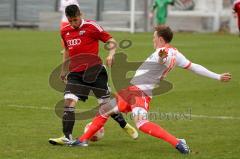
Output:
[153, 0, 174, 24]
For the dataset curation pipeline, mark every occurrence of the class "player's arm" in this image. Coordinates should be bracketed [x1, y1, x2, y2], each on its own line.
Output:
[232, 3, 238, 18]
[149, 0, 158, 18]
[168, 0, 175, 5]
[233, 8, 237, 18]
[176, 52, 231, 82]
[105, 38, 117, 67]
[188, 63, 231, 82]
[60, 34, 70, 81]
[60, 48, 70, 81]
[152, 0, 158, 11]
[95, 24, 117, 67]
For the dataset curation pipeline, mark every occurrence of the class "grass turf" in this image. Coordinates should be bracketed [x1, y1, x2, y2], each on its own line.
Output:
[0, 29, 239, 159]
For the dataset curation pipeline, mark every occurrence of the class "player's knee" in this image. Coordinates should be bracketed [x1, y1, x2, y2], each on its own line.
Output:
[132, 107, 148, 129]
[98, 98, 117, 117]
[64, 93, 78, 107]
[134, 116, 149, 130]
[97, 97, 110, 105]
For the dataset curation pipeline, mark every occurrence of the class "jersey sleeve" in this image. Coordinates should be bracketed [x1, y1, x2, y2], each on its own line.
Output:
[175, 52, 192, 69]
[98, 30, 112, 43]
[152, 0, 158, 10]
[60, 31, 68, 49]
[91, 22, 112, 43]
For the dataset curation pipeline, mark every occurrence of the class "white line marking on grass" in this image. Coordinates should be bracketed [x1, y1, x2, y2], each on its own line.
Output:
[188, 114, 240, 120]
[3, 104, 85, 111]
[2, 104, 240, 120]
[6, 104, 53, 110]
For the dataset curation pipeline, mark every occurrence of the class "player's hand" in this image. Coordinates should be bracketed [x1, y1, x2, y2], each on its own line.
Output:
[233, 12, 237, 18]
[220, 73, 232, 82]
[149, 12, 154, 19]
[60, 70, 68, 82]
[106, 55, 114, 67]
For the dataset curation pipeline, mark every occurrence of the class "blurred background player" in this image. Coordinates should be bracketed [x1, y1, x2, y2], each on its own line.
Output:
[233, 0, 240, 36]
[149, 0, 175, 26]
[59, 0, 80, 53]
[70, 25, 232, 154]
[49, 4, 138, 145]
[59, 0, 80, 30]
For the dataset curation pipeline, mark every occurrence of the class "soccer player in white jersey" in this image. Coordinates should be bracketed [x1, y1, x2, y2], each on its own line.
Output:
[59, 0, 80, 29]
[70, 25, 232, 154]
[59, 0, 80, 52]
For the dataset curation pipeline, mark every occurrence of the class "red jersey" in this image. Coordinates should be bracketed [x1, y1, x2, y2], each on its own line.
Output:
[61, 19, 112, 72]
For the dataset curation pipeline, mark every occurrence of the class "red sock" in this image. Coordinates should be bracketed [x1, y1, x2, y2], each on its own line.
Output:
[138, 121, 178, 147]
[79, 115, 108, 142]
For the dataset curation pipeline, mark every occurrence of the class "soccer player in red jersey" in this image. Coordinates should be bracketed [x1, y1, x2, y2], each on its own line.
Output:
[70, 25, 232, 154]
[233, 0, 240, 35]
[49, 5, 138, 145]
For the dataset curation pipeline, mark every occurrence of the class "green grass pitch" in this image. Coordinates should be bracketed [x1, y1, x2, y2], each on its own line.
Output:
[0, 29, 239, 159]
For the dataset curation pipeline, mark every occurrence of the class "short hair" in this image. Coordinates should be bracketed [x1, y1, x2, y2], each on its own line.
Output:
[154, 25, 173, 43]
[65, 4, 81, 18]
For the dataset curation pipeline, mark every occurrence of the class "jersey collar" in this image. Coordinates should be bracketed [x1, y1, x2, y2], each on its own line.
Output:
[70, 19, 85, 29]
[79, 19, 85, 28]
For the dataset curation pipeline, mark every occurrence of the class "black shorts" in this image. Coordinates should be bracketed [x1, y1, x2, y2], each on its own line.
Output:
[64, 65, 110, 102]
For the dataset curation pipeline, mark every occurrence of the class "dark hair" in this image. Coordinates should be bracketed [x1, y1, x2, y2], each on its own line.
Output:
[65, 4, 81, 18]
[155, 25, 173, 43]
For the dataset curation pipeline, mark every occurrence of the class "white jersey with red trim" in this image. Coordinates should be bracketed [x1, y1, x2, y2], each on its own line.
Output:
[130, 47, 191, 97]
[59, 0, 80, 22]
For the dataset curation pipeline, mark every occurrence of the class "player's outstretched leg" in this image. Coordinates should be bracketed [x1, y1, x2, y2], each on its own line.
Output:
[71, 114, 109, 146]
[98, 98, 138, 139]
[71, 100, 118, 146]
[132, 107, 190, 154]
[49, 98, 76, 145]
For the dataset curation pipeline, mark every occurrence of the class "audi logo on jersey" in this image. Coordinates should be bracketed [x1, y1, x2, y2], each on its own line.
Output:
[67, 39, 81, 47]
